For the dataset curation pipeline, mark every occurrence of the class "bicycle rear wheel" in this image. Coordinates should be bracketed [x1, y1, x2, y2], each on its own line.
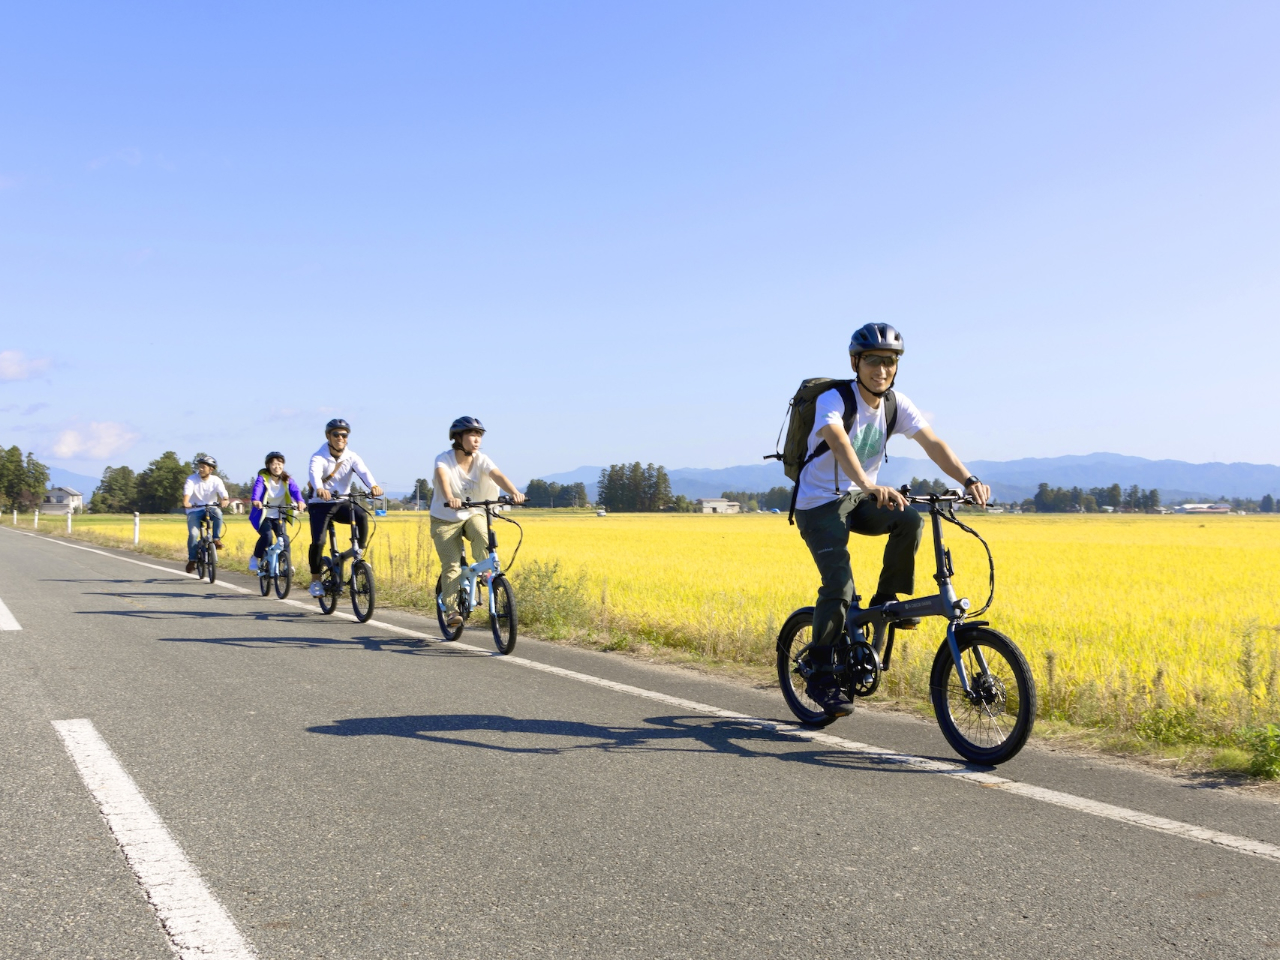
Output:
[207, 542, 217, 584]
[435, 575, 465, 641]
[930, 625, 1035, 765]
[318, 557, 339, 615]
[274, 545, 292, 599]
[488, 575, 516, 655]
[351, 561, 375, 623]
[776, 607, 836, 727]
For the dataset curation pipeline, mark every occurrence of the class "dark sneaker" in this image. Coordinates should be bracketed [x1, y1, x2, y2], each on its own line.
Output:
[185, 561, 197, 574]
[805, 675, 854, 718]
[873, 594, 920, 630]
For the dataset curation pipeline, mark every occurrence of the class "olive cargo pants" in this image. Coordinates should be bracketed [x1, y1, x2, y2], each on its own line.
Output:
[795, 493, 924, 652]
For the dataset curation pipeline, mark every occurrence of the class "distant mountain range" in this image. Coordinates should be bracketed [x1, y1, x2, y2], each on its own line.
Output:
[539, 453, 1280, 504]
[47, 467, 102, 495]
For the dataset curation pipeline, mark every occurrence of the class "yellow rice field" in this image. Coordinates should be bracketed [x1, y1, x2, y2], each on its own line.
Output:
[38, 510, 1280, 730]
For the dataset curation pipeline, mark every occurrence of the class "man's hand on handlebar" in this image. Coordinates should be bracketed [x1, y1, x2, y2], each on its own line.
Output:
[318, 488, 333, 501]
[371, 485, 383, 498]
[965, 480, 991, 508]
[509, 492, 526, 505]
[865, 484, 908, 510]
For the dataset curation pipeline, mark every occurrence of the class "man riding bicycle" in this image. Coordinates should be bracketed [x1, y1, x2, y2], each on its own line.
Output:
[795, 323, 991, 716]
[431, 417, 525, 629]
[182, 455, 230, 574]
[306, 419, 383, 598]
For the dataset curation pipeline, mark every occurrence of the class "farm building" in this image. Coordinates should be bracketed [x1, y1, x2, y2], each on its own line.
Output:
[41, 486, 84, 514]
[1175, 503, 1231, 514]
[695, 498, 740, 514]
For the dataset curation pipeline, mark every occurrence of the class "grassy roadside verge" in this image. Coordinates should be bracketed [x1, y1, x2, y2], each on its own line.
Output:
[32, 519, 1280, 783]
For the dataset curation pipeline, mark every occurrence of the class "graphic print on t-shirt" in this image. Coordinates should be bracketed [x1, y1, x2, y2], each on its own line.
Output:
[851, 420, 883, 466]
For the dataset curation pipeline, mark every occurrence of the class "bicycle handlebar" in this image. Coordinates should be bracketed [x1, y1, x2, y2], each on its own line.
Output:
[896, 485, 980, 507]
[460, 496, 518, 507]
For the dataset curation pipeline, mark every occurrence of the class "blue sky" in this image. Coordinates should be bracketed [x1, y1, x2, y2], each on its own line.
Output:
[2, 2, 1278, 488]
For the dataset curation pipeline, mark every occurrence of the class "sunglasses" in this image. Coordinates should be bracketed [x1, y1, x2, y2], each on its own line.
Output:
[329, 432, 349, 439]
[859, 355, 898, 370]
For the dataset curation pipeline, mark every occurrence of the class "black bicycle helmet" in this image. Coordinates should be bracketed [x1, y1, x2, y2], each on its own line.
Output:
[849, 323, 905, 356]
[449, 416, 486, 440]
[264, 451, 285, 466]
[194, 454, 217, 469]
[325, 418, 351, 435]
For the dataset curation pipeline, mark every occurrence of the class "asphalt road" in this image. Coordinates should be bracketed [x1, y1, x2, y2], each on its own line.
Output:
[3, 526, 1279, 959]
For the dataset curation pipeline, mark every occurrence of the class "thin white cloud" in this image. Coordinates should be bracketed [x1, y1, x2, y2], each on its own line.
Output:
[51, 422, 140, 460]
[87, 148, 144, 171]
[0, 350, 51, 381]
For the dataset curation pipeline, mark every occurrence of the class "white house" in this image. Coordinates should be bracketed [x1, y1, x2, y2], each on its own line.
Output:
[41, 486, 84, 515]
[695, 498, 740, 514]
[1175, 503, 1231, 514]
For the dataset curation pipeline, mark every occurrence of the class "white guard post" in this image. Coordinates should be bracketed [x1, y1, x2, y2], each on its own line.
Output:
[67, 510, 72, 533]
[34, 509, 39, 528]
[133, 512, 140, 545]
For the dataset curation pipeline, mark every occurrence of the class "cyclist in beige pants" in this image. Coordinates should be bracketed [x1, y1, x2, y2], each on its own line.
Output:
[431, 417, 526, 629]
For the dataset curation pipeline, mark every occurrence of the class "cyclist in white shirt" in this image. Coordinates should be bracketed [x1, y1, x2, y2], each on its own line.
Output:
[306, 419, 383, 597]
[431, 417, 525, 628]
[794, 323, 991, 717]
[182, 455, 230, 574]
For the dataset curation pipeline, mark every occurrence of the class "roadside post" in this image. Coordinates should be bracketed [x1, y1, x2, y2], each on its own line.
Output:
[34, 509, 39, 528]
[133, 512, 140, 545]
[67, 510, 72, 534]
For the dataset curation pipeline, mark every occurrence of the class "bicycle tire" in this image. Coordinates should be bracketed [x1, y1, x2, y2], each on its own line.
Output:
[351, 560, 375, 623]
[318, 557, 339, 615]
[435, 574, 465, 641]
[930, 625, 1035, 765]
[258, 563, 271, 596]
[274, 545, 292, 599]
[194, 545, 206, 581]
[207, 543, 217, 584]
[488, 575, 517, 654]
[776, 607, 837, 727]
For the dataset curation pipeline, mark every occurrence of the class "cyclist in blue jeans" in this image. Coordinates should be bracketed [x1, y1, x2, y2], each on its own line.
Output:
[794, 324, 990, 716]
[182, 455, 230, 574]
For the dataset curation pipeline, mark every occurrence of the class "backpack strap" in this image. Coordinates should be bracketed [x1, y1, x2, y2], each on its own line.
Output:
[788, 380, 858, 524]
[883, 389, 897, 463]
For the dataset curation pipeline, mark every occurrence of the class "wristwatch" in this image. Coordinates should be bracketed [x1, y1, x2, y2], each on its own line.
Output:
[963, 475, 981, 488]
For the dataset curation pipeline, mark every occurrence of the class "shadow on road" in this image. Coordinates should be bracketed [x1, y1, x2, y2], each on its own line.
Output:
[155, 633, 471, 655]
[305, 712, 974, 773]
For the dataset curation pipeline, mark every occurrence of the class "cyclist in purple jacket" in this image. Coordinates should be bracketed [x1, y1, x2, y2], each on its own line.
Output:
[249, 452, 306, 573]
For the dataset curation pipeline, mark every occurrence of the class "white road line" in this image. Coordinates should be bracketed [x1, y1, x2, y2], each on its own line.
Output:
[52, 718, 258, 960]
[16, 527, 1280, 866]
[0, 595, 21, 630]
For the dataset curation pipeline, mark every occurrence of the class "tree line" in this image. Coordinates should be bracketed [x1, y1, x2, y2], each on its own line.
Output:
[596, 463, 673, 512]
[0, 444, 50, 512]
[89, 452, 255, 514]
[524, 479, 589, 508]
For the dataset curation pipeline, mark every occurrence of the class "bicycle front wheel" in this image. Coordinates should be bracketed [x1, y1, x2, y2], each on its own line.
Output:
[318, 557, 339, 615]
[207, 543, 217, 584]
[930, 625, 1035, 765]
[776, 607, 836, 727]
[274, 545, 292, 599]
[194, 545, 206, 581]
[258, 563, 271, 596]
[351, 561, 375, 623]
[488, 575, 516, 655]
[435, 575, 465, 641]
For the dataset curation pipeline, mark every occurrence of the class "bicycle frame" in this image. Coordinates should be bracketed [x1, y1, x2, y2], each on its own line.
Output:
[261, 509, 297, 578]
[842, 494, 988, 697]
[324, 494, 376, 580]
[439, 498, 513, 618]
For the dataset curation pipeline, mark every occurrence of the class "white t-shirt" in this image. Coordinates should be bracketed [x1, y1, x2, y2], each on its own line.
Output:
[183, 473, 229, 513]
[259, 477, 291, 519]
[431, 449, 499, 521]
[794, 386, 929, 511]
[307, 444, 378, 503]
